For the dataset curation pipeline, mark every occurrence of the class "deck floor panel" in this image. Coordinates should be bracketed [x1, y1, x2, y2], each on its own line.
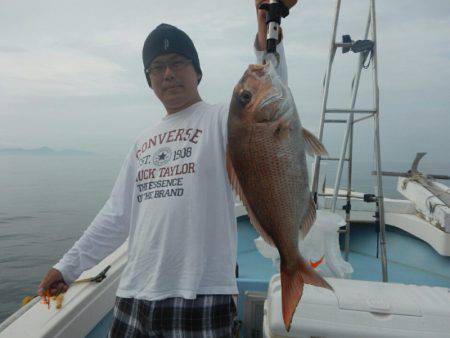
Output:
[237, 217, 450, 287]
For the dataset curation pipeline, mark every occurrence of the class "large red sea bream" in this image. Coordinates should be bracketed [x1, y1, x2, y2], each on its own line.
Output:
[226, 62, 333, 331]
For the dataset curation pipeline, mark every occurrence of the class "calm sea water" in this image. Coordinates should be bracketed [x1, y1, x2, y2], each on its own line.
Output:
[0, 154, 448, 322]
[0, 154, 122, 322]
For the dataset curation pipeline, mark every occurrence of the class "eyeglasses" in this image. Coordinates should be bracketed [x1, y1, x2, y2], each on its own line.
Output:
[145, 59, 192, 76]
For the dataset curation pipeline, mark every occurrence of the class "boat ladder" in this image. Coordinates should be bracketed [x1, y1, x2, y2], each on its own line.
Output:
[310, 0, 388, 282]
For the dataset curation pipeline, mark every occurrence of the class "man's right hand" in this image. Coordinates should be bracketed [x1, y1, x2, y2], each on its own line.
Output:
[37, 268, 69, 297]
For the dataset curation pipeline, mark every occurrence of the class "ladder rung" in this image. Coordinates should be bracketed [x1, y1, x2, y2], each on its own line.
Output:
[326, 109, 376, 114]
[318, 193, 349, 198]
[318, 193, 364, 200]
[321, 157, 349, 161]
[324, 119, 347, 123]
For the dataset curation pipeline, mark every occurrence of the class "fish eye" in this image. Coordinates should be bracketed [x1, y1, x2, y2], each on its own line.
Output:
[239, 90, 252, 105]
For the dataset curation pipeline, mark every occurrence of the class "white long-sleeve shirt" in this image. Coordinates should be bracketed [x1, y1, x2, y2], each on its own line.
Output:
[54, 41, 288, 300]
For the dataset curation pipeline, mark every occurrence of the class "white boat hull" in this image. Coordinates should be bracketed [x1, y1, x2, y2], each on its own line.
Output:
[319, 189, 450, 256]
[0, 243, 127, 338]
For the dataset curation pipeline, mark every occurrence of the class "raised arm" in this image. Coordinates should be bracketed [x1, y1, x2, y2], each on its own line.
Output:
[218, 1, 292, 146]
[254, 0, 289, 84]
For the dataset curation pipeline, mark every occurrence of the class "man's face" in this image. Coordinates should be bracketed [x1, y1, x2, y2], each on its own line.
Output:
[147, 53, 201, 112]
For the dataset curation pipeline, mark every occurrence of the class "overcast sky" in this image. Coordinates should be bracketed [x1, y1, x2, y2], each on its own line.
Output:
[1, 0, 449, 169]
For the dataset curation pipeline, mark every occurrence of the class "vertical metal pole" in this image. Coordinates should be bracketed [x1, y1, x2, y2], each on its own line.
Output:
[344, 122, 353, 260]
[330, 9, 372, 213]
[311, 0, 342, 200]
[370, 0, 388, 282]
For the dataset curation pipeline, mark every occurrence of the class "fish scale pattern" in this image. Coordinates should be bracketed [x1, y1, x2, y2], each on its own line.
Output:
[229, 117, 311, 256]
[227, 62, 330, 332]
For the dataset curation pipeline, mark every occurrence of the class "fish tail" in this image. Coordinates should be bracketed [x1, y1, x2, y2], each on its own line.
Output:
[280, 257, 332, 331]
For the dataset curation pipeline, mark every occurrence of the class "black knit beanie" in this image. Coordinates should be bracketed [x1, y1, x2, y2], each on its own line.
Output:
[142, 23, 202, 87]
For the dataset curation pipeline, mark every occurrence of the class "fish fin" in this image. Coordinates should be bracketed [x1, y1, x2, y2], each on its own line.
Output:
[280, 257, 332, 332]
[280, 263, 304, 332]
[302, 128, 328, 156]
[300, 259, 333, 290]
[300, 197, 317, 238]
[226, 148, 275, 246]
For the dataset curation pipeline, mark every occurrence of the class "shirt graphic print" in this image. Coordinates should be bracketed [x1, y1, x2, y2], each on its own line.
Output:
[135, 127, 203, 203]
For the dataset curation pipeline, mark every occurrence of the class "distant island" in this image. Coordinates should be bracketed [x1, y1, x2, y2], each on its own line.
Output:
[0, 146, 94, 156]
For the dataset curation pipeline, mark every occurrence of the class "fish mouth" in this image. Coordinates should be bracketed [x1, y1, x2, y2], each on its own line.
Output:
[248, 65, 283, 110]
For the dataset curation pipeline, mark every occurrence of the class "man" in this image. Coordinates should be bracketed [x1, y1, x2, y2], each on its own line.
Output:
[38, 1, 289, 336]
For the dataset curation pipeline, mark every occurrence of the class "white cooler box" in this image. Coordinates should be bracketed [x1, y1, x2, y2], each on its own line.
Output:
[263, 274, 450, 338]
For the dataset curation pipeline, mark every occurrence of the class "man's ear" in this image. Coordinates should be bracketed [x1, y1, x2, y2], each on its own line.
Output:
[145, 73, 152, 88]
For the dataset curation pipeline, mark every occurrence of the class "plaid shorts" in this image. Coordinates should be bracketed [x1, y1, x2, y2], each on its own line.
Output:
[108, 294, 237, 338]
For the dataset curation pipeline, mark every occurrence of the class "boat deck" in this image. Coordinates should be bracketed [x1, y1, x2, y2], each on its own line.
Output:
[237, 216, 450, 287]
[234, 216, 450, 331]
[87, 216, 450, 337]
